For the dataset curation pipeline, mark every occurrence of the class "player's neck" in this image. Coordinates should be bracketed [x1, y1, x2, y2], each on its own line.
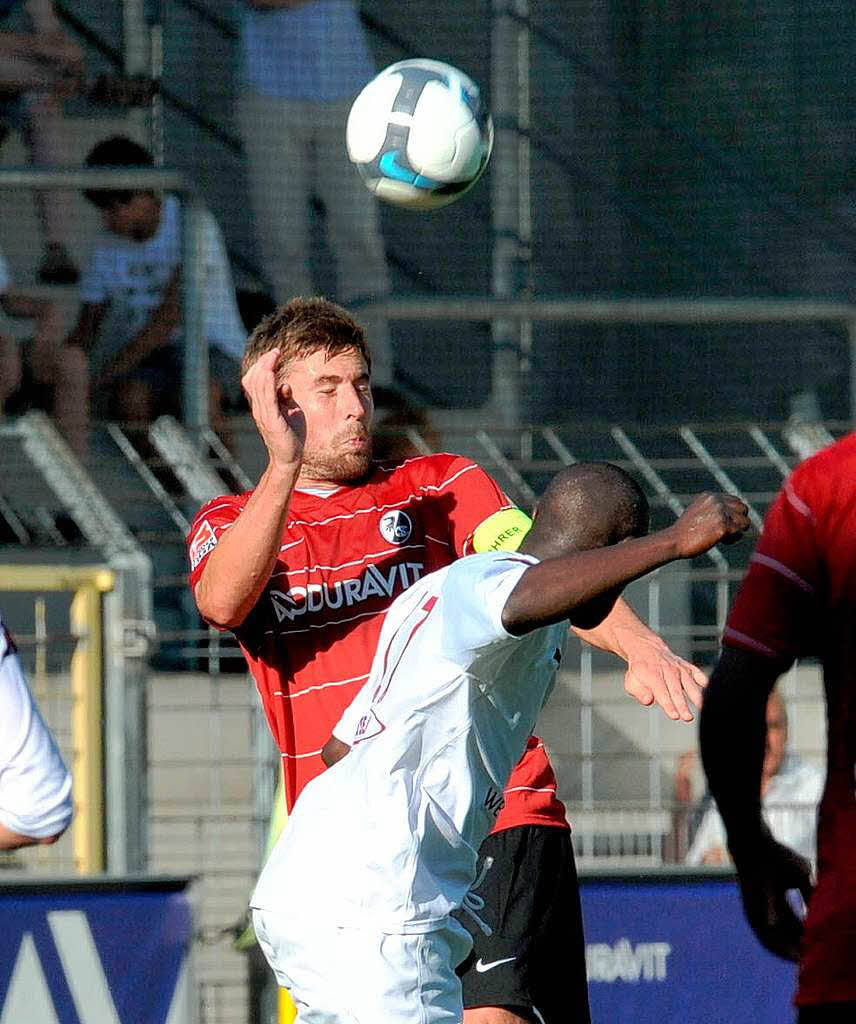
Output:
[295, 466, 344, 493]
[296, 482, 343, 497]
[296, 464, 372, 493]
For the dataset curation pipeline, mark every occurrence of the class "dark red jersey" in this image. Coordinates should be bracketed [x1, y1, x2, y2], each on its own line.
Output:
[723, 432, 856, 1006]
[189, 453, 568, 832]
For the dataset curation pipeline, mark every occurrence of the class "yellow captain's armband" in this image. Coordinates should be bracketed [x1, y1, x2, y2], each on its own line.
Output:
[471, 508, 533, 553]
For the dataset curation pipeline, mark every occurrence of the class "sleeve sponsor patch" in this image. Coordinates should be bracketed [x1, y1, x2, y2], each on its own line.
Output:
[189, 519, 218, 569]
[471, 507, 533, 553]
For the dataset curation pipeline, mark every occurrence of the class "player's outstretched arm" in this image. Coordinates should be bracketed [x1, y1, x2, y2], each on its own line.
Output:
[195, 349, 304, 629]
[502, 493, 749, 636]
[0, 820, 65, 851]
[700, 646, 812, 961]
[574, 599, 708, 722]
[0, 632, 74, 850]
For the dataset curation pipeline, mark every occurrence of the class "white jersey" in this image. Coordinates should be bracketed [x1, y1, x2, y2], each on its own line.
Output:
[79, 194, 246, 373]
[0, 617, 73, 840]
[251, 552, 566, 933]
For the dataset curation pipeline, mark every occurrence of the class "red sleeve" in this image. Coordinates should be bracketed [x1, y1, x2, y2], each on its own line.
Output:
[433, 456, 515, 558]
[724, 469, 822, 664]
[187, 493, 246, 591]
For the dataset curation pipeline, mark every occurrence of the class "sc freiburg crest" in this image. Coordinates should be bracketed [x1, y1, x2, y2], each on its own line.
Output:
[379, 510, 413, 545]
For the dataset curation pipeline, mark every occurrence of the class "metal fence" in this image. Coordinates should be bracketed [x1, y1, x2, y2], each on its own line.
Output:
[2, 0, 852, 1015]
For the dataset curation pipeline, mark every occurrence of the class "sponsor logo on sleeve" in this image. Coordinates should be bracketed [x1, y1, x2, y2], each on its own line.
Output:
[189, 519, 218, 570]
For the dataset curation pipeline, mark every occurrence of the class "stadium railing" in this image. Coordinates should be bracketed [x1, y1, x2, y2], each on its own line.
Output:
[352, 295, 856, 426]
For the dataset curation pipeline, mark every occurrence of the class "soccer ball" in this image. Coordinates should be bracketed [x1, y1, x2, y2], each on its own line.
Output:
[346, 58, 493, 210]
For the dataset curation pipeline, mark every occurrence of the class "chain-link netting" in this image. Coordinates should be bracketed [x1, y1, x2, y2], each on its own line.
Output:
[1, 2, 852, 1021]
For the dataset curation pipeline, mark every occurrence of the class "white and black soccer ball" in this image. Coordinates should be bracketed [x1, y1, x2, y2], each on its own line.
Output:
[346, 58, 494, 210]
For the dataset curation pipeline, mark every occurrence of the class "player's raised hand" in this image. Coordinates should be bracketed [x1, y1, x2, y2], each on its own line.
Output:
[670, 493, 749, 558]
[242, 349, 305, 474]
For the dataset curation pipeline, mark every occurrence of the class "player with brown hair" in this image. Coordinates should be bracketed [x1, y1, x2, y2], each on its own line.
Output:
[190, 296, 711, 1024]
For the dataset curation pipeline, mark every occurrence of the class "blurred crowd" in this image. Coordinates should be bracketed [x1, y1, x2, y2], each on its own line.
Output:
[0, 0, 393, 463]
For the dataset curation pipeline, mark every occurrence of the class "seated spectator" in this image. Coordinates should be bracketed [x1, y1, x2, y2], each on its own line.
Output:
[65, 136, 247, 442]
[676, 688, 824, 867]
[0, 0, 83, 283]
[0, 243, 87, 458]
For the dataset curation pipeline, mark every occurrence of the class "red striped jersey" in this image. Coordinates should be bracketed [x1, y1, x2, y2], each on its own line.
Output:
[723, 432, 856, 1006]
[188, 453, 568, 832]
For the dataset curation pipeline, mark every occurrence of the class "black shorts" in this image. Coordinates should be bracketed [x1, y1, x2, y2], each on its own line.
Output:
[453, 825, 590, 1024]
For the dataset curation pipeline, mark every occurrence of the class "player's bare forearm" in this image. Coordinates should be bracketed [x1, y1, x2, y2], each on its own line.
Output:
[575, 597, 708, 722]
[572, 594, 651, 657]
[0, 820, 62, 850]
[194, 461, 300, 629]
[503, 529, 682, 636]
[503, 492, 748, 637]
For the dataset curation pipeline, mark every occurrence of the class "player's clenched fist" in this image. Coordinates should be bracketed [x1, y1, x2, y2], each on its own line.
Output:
[242, 348, 305, 474]
[670, 493, 750, 558]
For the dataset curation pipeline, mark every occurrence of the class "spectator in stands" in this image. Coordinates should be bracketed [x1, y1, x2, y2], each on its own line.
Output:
[675, 688, 824, 866]
[0, 611, 73, 850]
[65, 136, 247, 441]
[236, 0, 393, 385]
[0, 243, 87, 458]
[0, 0, 83, 283]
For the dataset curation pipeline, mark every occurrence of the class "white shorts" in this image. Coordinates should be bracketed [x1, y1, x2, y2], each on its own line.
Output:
[252, 908, 472, 1024]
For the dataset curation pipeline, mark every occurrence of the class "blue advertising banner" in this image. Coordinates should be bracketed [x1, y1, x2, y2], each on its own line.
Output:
[579, 870, 798, 1024]
[0, 877, 193, 1024]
